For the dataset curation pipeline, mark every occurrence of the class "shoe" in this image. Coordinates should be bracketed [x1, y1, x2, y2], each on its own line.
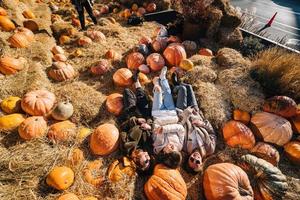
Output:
[160, 66, 168, 80]
[171, 71, 180, 86]
[132, 70, 140, 82]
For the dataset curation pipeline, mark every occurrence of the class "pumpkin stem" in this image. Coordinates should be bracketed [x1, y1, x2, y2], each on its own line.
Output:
[238, 186, 251, 196]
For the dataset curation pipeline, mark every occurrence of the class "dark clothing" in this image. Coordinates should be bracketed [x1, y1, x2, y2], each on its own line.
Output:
[71, 0, 97, 30]
[173, 83, 199, 110]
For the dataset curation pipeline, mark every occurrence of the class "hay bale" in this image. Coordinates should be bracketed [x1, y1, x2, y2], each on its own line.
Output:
[184, 66, 217, 83]
[51, 22, 74, 38]
[216, 47, 249, 68]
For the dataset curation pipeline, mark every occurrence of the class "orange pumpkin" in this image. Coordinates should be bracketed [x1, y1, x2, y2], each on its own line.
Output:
[100, 5, 109, 14]
[51, 45, 65, 55]
[83, 160, 104, 187]
[139, 73, 151, 85]
[22, 10, 35, 19]
[233, 109, 251, 125]
[86, 30, 106, 42]
[21, 89, 56, 116]
[52, 53, 66, 62]
[291, 113, 300, 134]
[72, 17, 81, 27]
[68, 148, 84, 166]
[138, 64, 150, 74]
[90, 123, 119, 156]
[0, 7, 7, 16]
[250, 112, 292, 146]
[251, 142, 280, 166]
[223, 120, 256, 150]
[105, 49, 119, 60]
[113, 68, 133, 87]
[163, 44, 187, 66]
[263, 96, 297, 118]
[151, 37, 168, 52]
[46, 166, 74, 190]
[82, 197, 98, 200]
[47, 120, 77, 143]
[203, 163, 253, 200]
[0, 56, 25, 75]
[168, 36, 181, 43]
[23, 19, 39, 32]
[126, 52, 145, 70]
[48, 62, 77, 82]
[15, 27, 34, 42]
[144, 164, 187, 200]
[146, 3, 157, 13]
[139, 36, 152, 45]
[284, 141, 300, 165]
[146, 53, 165, 72]
[199, 48, 213, 56]
[57, 193, 79, 200]
[18, 116, 47, 140]
[78, 36, 92, 46]
[106, 93, 123, 116]
[90, 59, 109, 76]
[0, 16, 15, 31]
[107, 157, 136, 183]
[59, 35, 71, 45]
[8, 32, 30, 48]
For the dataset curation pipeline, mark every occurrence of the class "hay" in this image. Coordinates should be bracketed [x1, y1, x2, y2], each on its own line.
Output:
[216, 47, 250, 68]
[184, 66, 217, 83]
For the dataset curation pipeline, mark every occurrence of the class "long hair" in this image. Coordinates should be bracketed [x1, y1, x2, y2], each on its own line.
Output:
[157, 150, 182, 169]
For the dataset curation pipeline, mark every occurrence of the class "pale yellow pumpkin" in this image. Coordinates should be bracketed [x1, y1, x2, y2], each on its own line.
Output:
[179, 59, 194, 71]
[0, 113, 26, 131]
[77, 127, 92, 142]
[1, 96, 22, 114]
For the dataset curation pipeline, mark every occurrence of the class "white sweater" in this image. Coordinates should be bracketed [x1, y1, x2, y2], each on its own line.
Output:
[152, 110, 179, 126]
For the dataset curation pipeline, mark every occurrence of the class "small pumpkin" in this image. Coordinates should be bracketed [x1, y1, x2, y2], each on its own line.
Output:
[78, 36, 92, 46]
[0, 56, 25, 75]
[0, 7, 7, 16]
[23, 19, 39, 32]
[90, 59, 109, 75]
[123, 9, 131, 19]
[77, 127, 91, 142]
[250, 112, 292, 146]
[106, 93, 123, 116]
[57, 193, 79, 200]
[151, 37, 168, 52]
[46, 166, 74, 190]
[18, 116, 47, 140]
[15, 27, 34, 42]
[203, 162, 253, 200]
[146, 3, 157, 13]
[163, 43, 187, 66]
[86, 30, 106, 42]
[51, 101, 74, 121]
[199, 48, 213, 56]
[168, 35, 181, 43]
[144, 164, 187, 200]
[263, 96, 297, 118]
[0, 16, 15, 31]
[132, 4, 139, 11]
[90, 123, 119, 156]
[68, 148, 84, 166]
[113, 68, 133, 87]
[179, 59, 194, 71]
[146, 53, 165, 72]
[291, 113, 300, 134]
[8, 32, 30, 48]
[51, 45, 65, 55]
[223, 120, 256, 149]
[72, 17, 81, 28]
[53, 54, 67, 62]
[126, 52, 145, 70]
[105, 49, 119, 60]
[1, 96, 21, 114]
[0, 113, 26, 131]
[83, 160, 104, 187]
[47, 120, 77, 143]
[107, 157, 136, 183]
[284, 141, 300, 165]
[182, 40, 197, 52]
[137, 7, 146, 16]
[59, 35, 71, 45]
[48, 62, 77, 82]
[155, 26, 168, 38]
[22, 10, 35, 19]
[138, 64, 150, 74]
[233, 109, 251, 125]
[139, 36, 152, 45]
[100, 5, 109, 14]
[251, 142, 280, 166]
[21, 90, 56, 116]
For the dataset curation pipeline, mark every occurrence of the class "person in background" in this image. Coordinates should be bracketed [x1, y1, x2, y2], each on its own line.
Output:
[71, 0, 97, 30]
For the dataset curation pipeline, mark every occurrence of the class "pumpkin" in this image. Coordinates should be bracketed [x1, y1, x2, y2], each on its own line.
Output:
[250, 112, 292, 146]
[78, 36, 92, 46]
[57, 193, 79, 200]
[263, 96, 297, 118]
[83, 160, 104, 187]
[86, 30, 106, 42]
[51, 45, 65, 55]
[203, 163, 253, 200]
[53, 54, 67, 62]
[137, 7, 146, 16]
[90, 123, 119, 156]
[0, 56, 25, 75]
[83, 197, 97, 200]
[126, 52, 145, 70]
[0, 16, 15, 31]
[139, 73, 151, 85]
[168, 36, 181, 43]
[77, 127, 91, 142]
[47, 120, 77, 143]
[199, 48, 213, 56]
[48, 62, 77, 82]
[107, 157, 136, 183]
[0, 7, 7, 16]
[233, 109, 251, 125]
[138, 64, 150, 74]
[90, 59, 109, 75]
[179, 59, 194, 71]
[100, 5, 109, 14]
[72, 49, 84, 57]
[239, 154, 288, 200]
[68, 148, 84, 166]
[105, 49, 119, 60]
[106, 93, 123, 116]
[163, 44, 187, 66]
[23, 19, 39, 32]
[0, 113, 26, 131]
[22, 10, 35, 19]
[72, 18, 80, 27]
[15, 27, 34, 42]
[251, 142, 280, 166]
[46, 166, 74, 190]
[182, 40, 197, 52]
[139, 36, 152, 45]
[113, 68, 133, 87]
[132, 4, 139, 11]
[1, 96, 21, 114]
[59, 35, 71, 45]
[291, 113, 300, 134]
[21, 90, 56, 116]
[146, 3, 157, 13]
[8, 32, 30, 48]
[51, 101, 74, 121]
[18, 116, 47, 140]
[284, 141, 300, 165]
[146, 53, 165, 72]
[222, 120, 256, 150]
[151, 37, 168, 52]
[144, 164, 187, 200]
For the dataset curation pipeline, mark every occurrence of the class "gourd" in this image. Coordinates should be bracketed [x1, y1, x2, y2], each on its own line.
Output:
[263, 96, 297, 118]
[18, 116, 47, 140]
[22, 10, 35, 19]
[0, 96, 21, 114]
[146, 53, 165, 72]
[251, 142, 280, 166]
[78, 36, 92, 46]
[0, 113, 26, 131]
[0, 16, 15, 31]
[107, 157, 136, 183]
[47, 120, 77, 143]
[233, 109, 251, 125]
[8, 32, 30, 48]
[179, 59, 194, 71]
[0, 56, 25, 75]
[86, 30, 106, 42]
[106, 93, 123, 116]
[51, 101, 74, 121]
[46, 166, 74, 190]
[83, 160, 104, 187]
[57, 193, 79, 200]
[48, 62, 77, 82]
[151, 37, 168, 52]
[199, 48, 213, 56]
[284, 141, 300, 165]
[163, 44, 187, 66]
[113, 68, 133, 87]
[126, 52, 145, 70]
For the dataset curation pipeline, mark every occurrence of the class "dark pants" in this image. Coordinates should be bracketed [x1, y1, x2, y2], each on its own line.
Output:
[75, 1, 97, 30]
[173, 83, 198, 110]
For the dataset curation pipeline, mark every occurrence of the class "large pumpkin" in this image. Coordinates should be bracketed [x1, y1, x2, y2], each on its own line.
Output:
[291, 111, 300, 134]
[251, 142, 280, 166]
[47, 120, 77, 143]
[0, 113, 26, 131]
[0, 16, 15, 31]
[263, 96, 297, 118]
[57, 193, 79, 200]
[90, 59, 109, 76]
[51, 101, 74, 121]
[250, 112, 292, 146]
[46, 166, 74, 190]
[284, 141, 300, 165]
[203, 163, 253, 200]
[0, 56, 25, 75]
[222, 120, 256, 150]
[146, 53, 165, 72]
[1, 96, 22, 114]
[83, 160, 104, 187]
[90, 123, 119, 156]
[113, 68, 133, 87]
[48, 62, 77, 82]
[106, 93, 123, 116]
[239, 154, 288, 200]
[163, 44, 187, 66]
[8, 32, 30, 48]
[18, 116, 47, 140]
[126, 52, 145, 70]
[107, 157, 136, 183]
[144, 164, 187, 200]
[21, 89, 56, 116]
[15, 27, 34, 42]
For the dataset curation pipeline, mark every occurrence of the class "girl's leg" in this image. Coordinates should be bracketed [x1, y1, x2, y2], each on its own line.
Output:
[182, 83, 198, 109]
[173, 85, 187, 110]
[136, 87, 151, 118]
[152, 77, 163, 111]
[159, 67, 175, 110]
[123, 88, 137, 112]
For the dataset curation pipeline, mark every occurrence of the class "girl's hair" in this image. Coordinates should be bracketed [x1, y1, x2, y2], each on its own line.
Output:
[157, 150, 182, 169]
